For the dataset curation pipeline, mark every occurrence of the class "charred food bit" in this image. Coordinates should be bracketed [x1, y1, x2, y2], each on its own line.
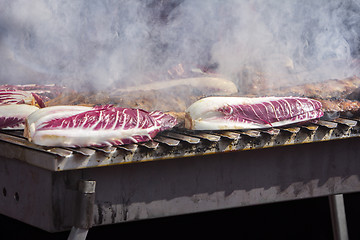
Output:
[185, 96, 323, 130]
[25, 105, 177, 147]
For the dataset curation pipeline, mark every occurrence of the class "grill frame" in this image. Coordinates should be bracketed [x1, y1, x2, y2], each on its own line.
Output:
[1, 117, 360, 233]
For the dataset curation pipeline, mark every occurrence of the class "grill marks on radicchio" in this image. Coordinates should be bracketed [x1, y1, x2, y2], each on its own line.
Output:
[185, 97, 323, 130]
[25, 105, 177, 147]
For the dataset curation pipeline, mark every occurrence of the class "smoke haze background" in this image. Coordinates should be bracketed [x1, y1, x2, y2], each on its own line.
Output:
[0, 0, 359, 93]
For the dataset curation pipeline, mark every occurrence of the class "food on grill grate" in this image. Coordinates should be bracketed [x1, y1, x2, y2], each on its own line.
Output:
[259, 76, 360, 99]
[0, 84, 65, 103]
[0, 89, 46, 129]
[24, 105, 177, 147]
[246, 76, 360, 118]
[0, 104, 39, 129]
[185, 96, 323, 130]
[111, 77, 238, 96]
[315, 98, 360, 119]
[0, 89, 45, 107]
[46, 73, 237, 112]
[46, 87, 200, 112]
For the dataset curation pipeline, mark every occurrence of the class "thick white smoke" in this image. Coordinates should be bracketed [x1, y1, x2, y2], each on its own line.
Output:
[0, 0, 359, 92]
[0, 0, 154, 89]
[208, 0, 360, 90]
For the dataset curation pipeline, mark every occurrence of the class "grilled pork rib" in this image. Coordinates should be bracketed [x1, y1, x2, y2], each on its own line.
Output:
[185, 97, 323, 130]
[25, 105, 177, 147]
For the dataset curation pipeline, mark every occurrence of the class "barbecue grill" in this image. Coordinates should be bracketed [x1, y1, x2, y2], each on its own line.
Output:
[1, 116, 359, 239]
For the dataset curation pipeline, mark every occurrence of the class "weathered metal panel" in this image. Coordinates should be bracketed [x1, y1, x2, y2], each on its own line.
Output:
[0, 156, 80, 232]
[80, 137, 360, 227]
[1, 136, 360, 232]
[0, 157, 55, 230]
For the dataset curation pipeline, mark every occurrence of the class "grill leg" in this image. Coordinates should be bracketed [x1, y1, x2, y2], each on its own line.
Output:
[67, 180, 96, 240]
[329, 194, 349, 240]
[68, 227, 89, 240]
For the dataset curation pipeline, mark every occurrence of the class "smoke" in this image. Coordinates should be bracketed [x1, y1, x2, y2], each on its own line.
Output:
[0, 0, 155, 89]
[0, 0, 359, 92]
[209, 0, 360, 90]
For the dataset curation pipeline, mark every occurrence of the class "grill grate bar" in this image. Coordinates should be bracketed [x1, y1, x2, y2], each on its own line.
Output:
[348, 116, 360, 122]
[280, 127, 301, 134]
[175, 130, 221, 142]
[89, 146, 116, 154]
[116, 143, 138, 153]
[206, 131, 241, 140]
[0, 130, 26, 138]
[137, 141, 159, 149]
[154, 136, 180, 146]
[332, 118, 358, 127]
[260, 128, 281, 136]
[238, 130, 261, 138]
[301, 124, 319, 131]
[160, 131, 201, 144]
[0, 132, 72, 158]
[316, 120, 338, 129]
[62, 147, 95, 156]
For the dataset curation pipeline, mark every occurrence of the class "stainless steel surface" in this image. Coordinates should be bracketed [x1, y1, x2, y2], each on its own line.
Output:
[329, 194, 349, 240]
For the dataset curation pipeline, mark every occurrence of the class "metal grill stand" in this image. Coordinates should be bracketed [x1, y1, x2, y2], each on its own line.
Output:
[68, 180, 96, 240]
[329, 194, 349, 240]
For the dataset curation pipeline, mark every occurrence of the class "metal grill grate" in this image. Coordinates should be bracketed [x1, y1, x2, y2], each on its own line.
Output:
[0, 116, 359, 171]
